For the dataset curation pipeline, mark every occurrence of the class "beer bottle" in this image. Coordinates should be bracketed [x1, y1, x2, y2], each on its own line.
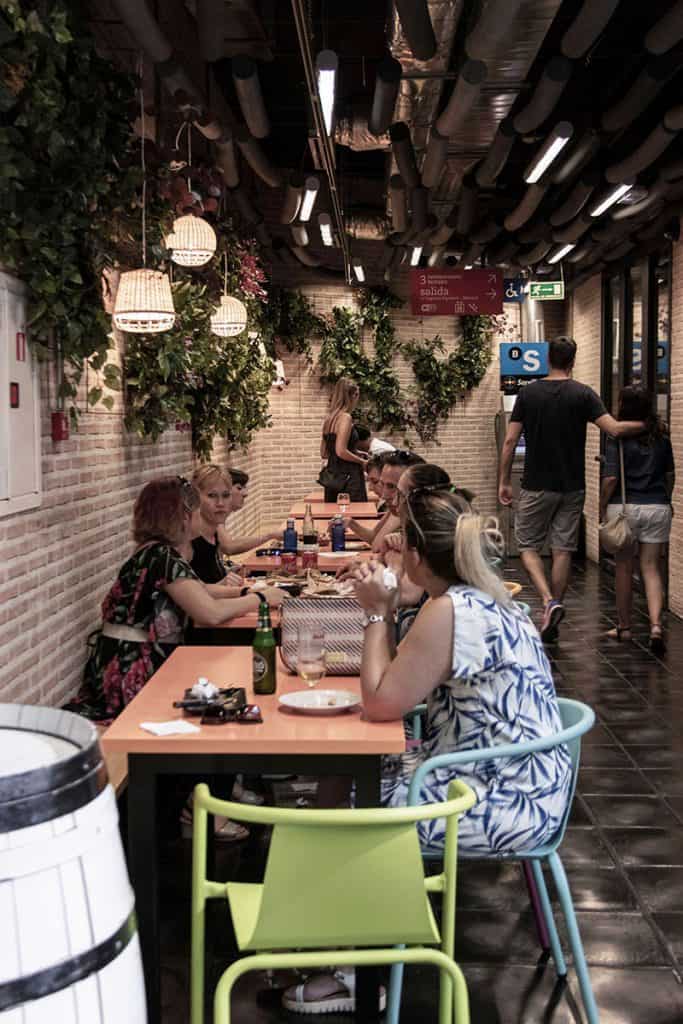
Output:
[253, 600, 277, 695]
[302, 502, 315, 538]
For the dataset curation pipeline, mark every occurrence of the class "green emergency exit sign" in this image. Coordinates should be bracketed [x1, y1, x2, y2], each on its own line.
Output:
[529, 281, 565, 300]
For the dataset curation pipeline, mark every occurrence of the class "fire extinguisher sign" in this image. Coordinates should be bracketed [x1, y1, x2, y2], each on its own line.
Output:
[15, 332, 26, 361]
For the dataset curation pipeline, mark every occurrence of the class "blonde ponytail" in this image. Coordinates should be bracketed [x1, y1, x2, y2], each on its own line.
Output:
[454, 514, 511, 605]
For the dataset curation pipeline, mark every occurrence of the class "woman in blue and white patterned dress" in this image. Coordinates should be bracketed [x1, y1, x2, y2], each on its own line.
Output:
[355, 485, 572, 855]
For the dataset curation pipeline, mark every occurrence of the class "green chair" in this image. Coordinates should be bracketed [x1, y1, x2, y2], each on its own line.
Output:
[190, 780, 476, 1024]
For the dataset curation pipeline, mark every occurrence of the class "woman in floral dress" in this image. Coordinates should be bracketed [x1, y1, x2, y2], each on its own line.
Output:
[73, 476, 281, 721]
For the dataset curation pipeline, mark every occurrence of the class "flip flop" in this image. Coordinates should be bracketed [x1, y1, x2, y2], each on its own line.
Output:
[281, 970, 386, 1015]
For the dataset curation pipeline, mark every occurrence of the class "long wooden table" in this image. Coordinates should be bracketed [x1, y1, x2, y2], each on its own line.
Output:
[102, 647, 404, 1023]
[289, 500, 379, 519]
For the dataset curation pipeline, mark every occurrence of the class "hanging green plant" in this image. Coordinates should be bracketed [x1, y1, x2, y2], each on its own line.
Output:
[123, 274, 272, 459]
[0, 0, 139, 407]
[318, 287, 410, 434]
[257, 287, 325, 364]
[402, 314, 496, 442]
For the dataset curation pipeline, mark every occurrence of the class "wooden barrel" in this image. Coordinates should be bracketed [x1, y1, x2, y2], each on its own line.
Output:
[0, 704, 146, 1023]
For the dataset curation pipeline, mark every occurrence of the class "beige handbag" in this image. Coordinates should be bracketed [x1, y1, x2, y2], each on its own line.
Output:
[599, 441, 634, 554]
[280, 596, 365, 675]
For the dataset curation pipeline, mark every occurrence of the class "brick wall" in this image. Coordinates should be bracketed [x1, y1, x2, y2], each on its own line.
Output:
[569, 274, 603, 562]
[668, 240, 683, 617]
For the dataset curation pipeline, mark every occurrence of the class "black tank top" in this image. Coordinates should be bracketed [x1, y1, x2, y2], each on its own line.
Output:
[190, 534, 226, 584]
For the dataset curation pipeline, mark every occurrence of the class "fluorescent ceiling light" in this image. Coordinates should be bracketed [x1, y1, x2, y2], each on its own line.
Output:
[352, 259, 365, 283]
[299, 176, 320, 222]
[548, 243, 575, 264]
[524, 121, 573, 184]
[318, 212, 334, 246]
[316, 50, 338, 136]
[410, 245, 423, 266]
[589, 181, 634, 218]
[464, 264, 473, 270]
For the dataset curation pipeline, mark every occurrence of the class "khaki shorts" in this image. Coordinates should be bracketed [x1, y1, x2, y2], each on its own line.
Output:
[606, 503, 672, 544]
[516, 489, 586, 553]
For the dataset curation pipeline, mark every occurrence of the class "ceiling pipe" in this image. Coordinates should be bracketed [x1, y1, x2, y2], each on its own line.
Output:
[436, 60, 488, 137]
[227, 186, 261, 224]
[486, 235, 518, 265]
[369, 56, 402, 137]
[514, 56, 573, 134]
[389, 174, 409, 232]
[637, 202, 683, 239]
[504, 184, 549, 231]
[549, 171, 599, 226]
[611, 181, 668, 220]
[454, 176, 478, 235]
[291, 246, 321, 267]
[552, 210, 593, 244]
[605, 105, 683, 183]
[280, 172, 305, 224]
[601, 54, 680, 133]
[430, 210, 458, 246]
[518, 240, 552, 264]
[517, 218, 548, 244]
[475, 117, 516, 187]
[235, 126, 282, 187]
[253, 220, 271, 247]
[291, 224, 309, 247]
[645, 0, 683, 54]
[214, 135, 240, 188]
[232, 56, 270, 139]
[347, 210, 391, 240]
[273, 239, 298, 266]
[422, 126, 449, 188]
[460, 243, 484, 266]
[394, 0, 437, 61]
[427, 245, 446, 266]
[566, 240, 595, 263]
[661, 157, 683, 181]
[551, 130, 601, 184]
[470, 216, 504, 244]
[604, 239, 635, 261]
[196, 0, 225, 62]
[560, 0, 620, 59]
[410, 186, 430, 231]
[465, 0, 525, 59]
[390, 122, 420, 188]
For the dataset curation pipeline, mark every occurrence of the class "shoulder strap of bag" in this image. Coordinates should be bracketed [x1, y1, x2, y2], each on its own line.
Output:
[618, 440, 627, 510]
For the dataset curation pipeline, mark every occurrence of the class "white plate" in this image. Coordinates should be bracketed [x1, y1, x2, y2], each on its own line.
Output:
[278, 689, 361, 715]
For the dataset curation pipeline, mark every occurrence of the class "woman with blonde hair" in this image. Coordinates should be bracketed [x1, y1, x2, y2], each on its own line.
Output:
[319, 377, 367, 501]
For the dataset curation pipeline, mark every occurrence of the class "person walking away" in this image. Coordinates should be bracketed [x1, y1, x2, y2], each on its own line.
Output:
[499, 336, 645, 642]
[600, 386, 675, 652]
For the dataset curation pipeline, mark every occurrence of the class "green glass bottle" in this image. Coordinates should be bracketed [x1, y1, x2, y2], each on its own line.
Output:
[252, 600, 277, 695]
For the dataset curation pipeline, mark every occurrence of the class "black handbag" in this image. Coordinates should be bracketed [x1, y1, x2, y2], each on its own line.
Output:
[317, 464, 351, 491]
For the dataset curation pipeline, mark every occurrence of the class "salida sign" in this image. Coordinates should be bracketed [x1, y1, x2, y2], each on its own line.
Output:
[410, 268, 503, 316]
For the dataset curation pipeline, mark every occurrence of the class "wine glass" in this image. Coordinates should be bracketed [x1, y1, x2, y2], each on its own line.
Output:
[337, 491, 350, 515]
[297, 627, 326, 688]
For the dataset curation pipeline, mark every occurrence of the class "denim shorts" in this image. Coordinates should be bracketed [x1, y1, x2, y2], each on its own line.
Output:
[606, 503, 672, 544]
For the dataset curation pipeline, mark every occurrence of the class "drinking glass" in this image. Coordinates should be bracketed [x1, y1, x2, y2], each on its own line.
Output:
[297, 627, 326, 688]
[337, 491, 350, 514]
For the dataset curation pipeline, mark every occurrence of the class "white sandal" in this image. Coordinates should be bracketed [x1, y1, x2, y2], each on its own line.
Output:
[281, 969, 386, 1015]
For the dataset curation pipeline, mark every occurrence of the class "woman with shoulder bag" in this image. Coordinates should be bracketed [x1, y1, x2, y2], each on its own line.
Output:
[318, 378, 367, 501]
[600, 387, 675, 652]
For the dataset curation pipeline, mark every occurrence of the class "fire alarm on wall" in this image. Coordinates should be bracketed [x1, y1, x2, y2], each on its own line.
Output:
[9, 382, 19, 408]
[51, 410, 69, 441]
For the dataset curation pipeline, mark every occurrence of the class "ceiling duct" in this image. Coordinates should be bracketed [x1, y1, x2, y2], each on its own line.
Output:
[389, 175, 409, 231]
[465, 0, 525, 59]
[549, 172, 599, 226]
[454, 176, 478, 235]
[436, 60, 488, 138]
[604, 239, 635, 261]
[290, 224, 309, 247]
[346, 210, 391, 240]
[196, 0, 225, 62]
[475, 117, 516, 187]
[335, 112, 390, 151]
[611, 181, 667, 220]
[291, 246, 321, 268]
[566, 240, 594, 263]
[430, 208, 459, 245]
[486, 235, 518, 265]
[551, 130, 601, 184]
[213, 135, 240, 188]
[390, 122, 420, 188]
[470, 216, 503, 244]
[427, 245, 447, 266]
[645, 0, 683, 55]
[280, 172, 305, 224]
[422, 127, 449, 188]
[232, 56, 270, 139]
[504, 184, 549, 231]
[601, 54, 680, 133]
[234, 126, 283, 187]
[394, 0, 437, 61]
[560, 0, 620, 59]
[661, 157, 683, 181]
[605, 106, 683, 183]
[410, 186, 430, 231]
[227, 186, 261, 224]
[551, 209, 592, 244]
[513, 56, 573, 134]
[518, 240, 552, 264]
[369, 56, 403, 137]
[516, 220, 548, 244]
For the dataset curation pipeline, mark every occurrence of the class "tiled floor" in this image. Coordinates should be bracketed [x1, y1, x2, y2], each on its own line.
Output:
[157, 561, 683, 1023]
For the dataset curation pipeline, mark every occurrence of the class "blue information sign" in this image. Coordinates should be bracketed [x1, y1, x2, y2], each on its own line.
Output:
[503, 278, 525, 303]
[499, 342, 549, 377]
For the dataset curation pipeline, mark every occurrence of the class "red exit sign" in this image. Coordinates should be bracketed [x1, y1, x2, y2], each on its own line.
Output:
[410, 268, 503, 316]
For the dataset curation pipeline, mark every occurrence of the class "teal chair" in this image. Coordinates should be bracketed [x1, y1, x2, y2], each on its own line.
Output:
[191, 780, 476, 1024]
[387, 698, 598, 1024]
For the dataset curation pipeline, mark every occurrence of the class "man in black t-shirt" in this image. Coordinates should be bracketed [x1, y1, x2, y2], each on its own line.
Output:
[499, 336, 644, 642]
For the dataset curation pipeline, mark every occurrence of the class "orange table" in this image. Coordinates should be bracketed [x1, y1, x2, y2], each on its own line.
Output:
[190, 607, 282, 646]
[102, 647, 404, 1023]
[290, 500, 379, 519]
[241, 548, 372, 575]
[303, 490, 325, 502]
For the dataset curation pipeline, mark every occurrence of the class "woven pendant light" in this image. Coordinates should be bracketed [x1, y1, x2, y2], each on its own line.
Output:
[167, 214, 217, 267]
[211, 252, 247, 337]
[113, 70, 175, 334]
[113, 269, 175, 333]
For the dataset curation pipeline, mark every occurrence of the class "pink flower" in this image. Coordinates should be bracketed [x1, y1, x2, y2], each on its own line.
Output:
[128, 568, 148, 623]
[103, 656, 124, 716]
[121, 649, 154, 706]
[102, 579, 123, 621]
[150, 608, 180, 642]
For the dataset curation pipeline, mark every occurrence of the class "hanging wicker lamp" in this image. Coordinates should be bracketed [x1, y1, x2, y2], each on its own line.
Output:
[113, 269, 175, 333]
[210, 294, 248, 337]
[167, 214, 217, 267]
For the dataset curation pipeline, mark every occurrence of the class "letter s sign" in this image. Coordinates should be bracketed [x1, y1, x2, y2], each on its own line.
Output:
[522, 349, 541, 373]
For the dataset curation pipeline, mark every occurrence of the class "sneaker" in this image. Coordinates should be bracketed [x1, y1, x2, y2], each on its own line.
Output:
[540, 599, 565, 642]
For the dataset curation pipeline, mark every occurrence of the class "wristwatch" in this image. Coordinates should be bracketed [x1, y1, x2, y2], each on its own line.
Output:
[362, 613, 387, 628]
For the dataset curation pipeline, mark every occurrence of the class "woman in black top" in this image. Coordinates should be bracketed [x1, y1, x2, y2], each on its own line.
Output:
[600, 387, 675, 652]
[320, 378, 368, 501]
